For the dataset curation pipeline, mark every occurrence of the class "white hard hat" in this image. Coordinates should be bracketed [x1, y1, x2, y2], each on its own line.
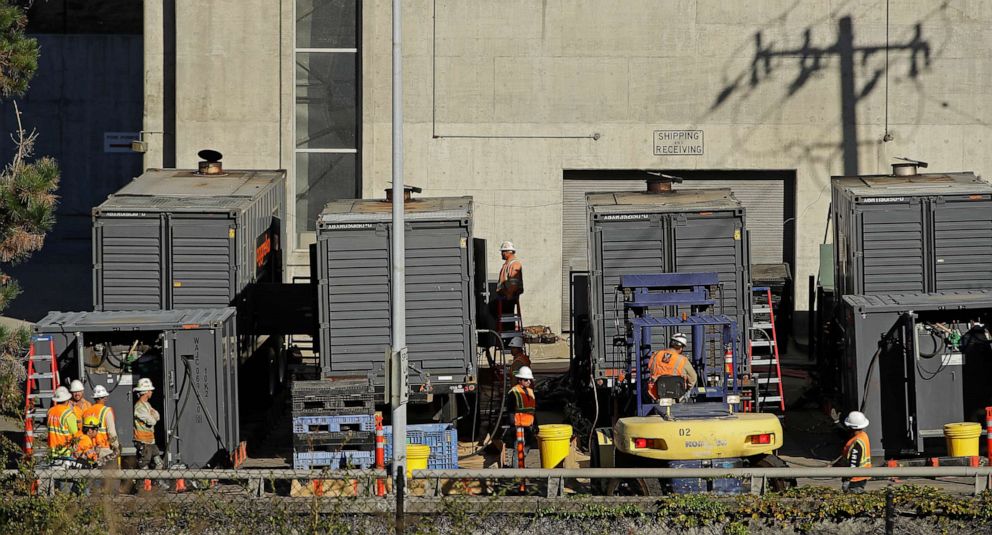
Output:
[499, 241, 516, 252]
[53, 386, 71, 403]
[92, 385, 109, 399]
[514, 366, 534, 381]
[133, 378, 155, 393]
[844, 411, 869, 430]
[69, 379, 85, 393]
[508, 337, 525, 349]
[671, 333, 689, 347]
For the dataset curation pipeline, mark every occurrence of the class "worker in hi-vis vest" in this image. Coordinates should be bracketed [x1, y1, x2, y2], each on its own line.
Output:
[646, 332, 698, 400]
[132, 378, 161, 469]
[836, 411, 871, 493]
[504, 366, 536, 468]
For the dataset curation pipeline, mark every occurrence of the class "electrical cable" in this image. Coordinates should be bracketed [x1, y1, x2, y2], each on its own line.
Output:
[460, 330, 506, 458]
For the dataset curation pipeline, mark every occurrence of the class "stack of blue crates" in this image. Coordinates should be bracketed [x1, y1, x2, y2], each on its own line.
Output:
[291, 379, 376, 470]
[383, 423, 459, 470]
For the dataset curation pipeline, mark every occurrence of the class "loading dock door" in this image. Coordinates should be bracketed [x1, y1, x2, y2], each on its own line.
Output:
[562, 173, 788, 330]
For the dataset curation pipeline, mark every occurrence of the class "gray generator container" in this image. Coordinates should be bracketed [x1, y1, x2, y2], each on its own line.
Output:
[93, 169, 286, 310]
[831, 172, 992, 296]
[839, 292, 992, 458]
[316, 197, 478, 394]
[586, 189, 751, 379]
[34, 308, 239, 468]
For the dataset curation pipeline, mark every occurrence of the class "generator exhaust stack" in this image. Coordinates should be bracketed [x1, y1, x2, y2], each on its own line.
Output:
[646, 173, 684, 193]
[892, 157, 928, 177]
[197, 149, 225, 175]
[384, 185, 422, 203]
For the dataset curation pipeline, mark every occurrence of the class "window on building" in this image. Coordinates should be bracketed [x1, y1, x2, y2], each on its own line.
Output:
[295, 0, 361, 234]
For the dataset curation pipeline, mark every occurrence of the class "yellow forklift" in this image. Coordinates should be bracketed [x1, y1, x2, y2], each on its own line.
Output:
[590, 273, 794, 494]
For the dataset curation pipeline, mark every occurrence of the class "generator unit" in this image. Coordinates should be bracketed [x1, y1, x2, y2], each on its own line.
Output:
[315, 192, 481, 398]
[92, 162, 286, 311]
[34, 308, 240, 468]
[839, 292, 992, 458]
[585, 180, 751, 382]
[831, 164, 992, 296]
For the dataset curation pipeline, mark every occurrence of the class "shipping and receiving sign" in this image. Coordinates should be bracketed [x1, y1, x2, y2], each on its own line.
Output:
[654, 130, 704, 156]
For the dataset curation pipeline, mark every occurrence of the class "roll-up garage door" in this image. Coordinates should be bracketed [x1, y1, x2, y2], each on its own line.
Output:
[561, 173, 787, 330]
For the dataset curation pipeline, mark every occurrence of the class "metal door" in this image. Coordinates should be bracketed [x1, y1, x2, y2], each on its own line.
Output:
[318, 225, 391, 376]
[405, 223, 473, 378]
[856, 202, 926, 294]
[168, 218, 236, 308]
[592, 218, 668, 372]
[94, 217, 164, 310]
[932, 198, 992, 291]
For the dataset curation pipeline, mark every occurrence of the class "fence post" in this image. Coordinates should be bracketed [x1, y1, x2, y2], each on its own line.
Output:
[885, 488, 895, 535]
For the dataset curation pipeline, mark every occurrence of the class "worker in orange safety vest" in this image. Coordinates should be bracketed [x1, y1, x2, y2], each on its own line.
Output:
[646, 333, 698, 400]
[68, 379, 91, 424]
[496, 241, 524, 301]
[47, 386, 79, 460]
[836, 411, 872, 493]
[82, 385, 119, 458]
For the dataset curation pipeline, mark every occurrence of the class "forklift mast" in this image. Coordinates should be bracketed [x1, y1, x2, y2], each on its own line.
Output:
[617, 272, 743, 416]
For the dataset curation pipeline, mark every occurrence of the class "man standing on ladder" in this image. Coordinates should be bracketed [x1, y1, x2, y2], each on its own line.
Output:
[496, 241, 524, 333]
[646, 333, 698, 400]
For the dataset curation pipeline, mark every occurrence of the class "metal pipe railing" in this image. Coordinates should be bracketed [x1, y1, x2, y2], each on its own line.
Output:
[4, 466, 990, 480]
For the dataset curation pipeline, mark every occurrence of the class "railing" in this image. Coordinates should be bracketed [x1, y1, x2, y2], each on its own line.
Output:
[6, 465, 992, 501]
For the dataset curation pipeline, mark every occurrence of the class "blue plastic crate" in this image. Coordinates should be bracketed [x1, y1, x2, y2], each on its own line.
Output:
[293, 450, 375, 470]
[669, 458, 746, 494]
[383, 423, 458, 470]
[293, 414, 375, 434]
[669, 459, 705, 494]
[710, 458, 746, 494]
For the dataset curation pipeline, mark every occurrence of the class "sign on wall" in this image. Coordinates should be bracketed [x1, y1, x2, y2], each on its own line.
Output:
[104, 132, 139, 153]
[653, 130, 704, 156]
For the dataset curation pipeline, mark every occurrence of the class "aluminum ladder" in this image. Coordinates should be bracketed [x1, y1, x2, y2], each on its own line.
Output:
[748, 287, 785, 413]
[24, 335, 60, 456]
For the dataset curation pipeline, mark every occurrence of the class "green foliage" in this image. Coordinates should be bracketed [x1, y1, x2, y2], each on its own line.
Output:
[0, 1, 37, 98]
[0, 0, 59, 421]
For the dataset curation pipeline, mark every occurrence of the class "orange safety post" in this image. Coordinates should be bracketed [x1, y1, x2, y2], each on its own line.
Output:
[986, 407, 992, 464]
[515, 426, 526, 492]
[176, 479, 186, 493]
[375, 414, 386, 496]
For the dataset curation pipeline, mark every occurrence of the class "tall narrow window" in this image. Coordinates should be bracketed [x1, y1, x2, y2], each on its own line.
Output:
[295, 0, 360, 234]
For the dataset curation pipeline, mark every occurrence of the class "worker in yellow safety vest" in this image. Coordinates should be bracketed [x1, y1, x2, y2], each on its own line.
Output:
[646, 333, 698, 400]
[68, 379, 91, 424]
[132, 378, 161, 469]
[837, 411, 872, 493]
[82, 385, 119, 458]
[46, 386, 79, 460]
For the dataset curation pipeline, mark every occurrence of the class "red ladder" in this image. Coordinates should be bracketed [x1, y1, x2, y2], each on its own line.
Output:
[24, 335, 60, 456]
[748, 287, 785, 413]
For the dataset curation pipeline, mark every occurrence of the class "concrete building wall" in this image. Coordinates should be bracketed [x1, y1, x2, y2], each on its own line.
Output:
[1, 34, 143, 320]
[146, 0, 992, 333]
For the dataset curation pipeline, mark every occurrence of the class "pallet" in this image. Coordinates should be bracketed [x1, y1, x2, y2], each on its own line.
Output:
[383, 423, 459, 470]
[293, 414, 375, 434]
[293, 430, 375, 452]
[291, 393, 375, 417]
[293, 450, 375, 470]
[292, 378, 373, 396]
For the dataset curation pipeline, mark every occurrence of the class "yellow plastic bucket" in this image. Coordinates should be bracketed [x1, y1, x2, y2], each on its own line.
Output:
[944, 422, 982, 457]
[538, 424, 573, 469]
[406, 444, 431, 476]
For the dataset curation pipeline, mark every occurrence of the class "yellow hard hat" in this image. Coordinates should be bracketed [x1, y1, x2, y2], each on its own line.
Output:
[83, 416, 100, 429]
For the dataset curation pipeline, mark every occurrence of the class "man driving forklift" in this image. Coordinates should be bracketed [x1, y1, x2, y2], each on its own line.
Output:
[647, 333, 698, 400]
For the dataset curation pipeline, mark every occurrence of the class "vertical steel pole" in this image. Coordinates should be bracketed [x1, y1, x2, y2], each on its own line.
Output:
[390, 0, 407, 531]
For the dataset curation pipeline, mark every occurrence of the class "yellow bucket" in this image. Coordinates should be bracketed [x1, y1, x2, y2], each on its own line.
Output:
[944, 422, 982, 457]
[538, 424, 573, 469]
[406, 444, 431, 477]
